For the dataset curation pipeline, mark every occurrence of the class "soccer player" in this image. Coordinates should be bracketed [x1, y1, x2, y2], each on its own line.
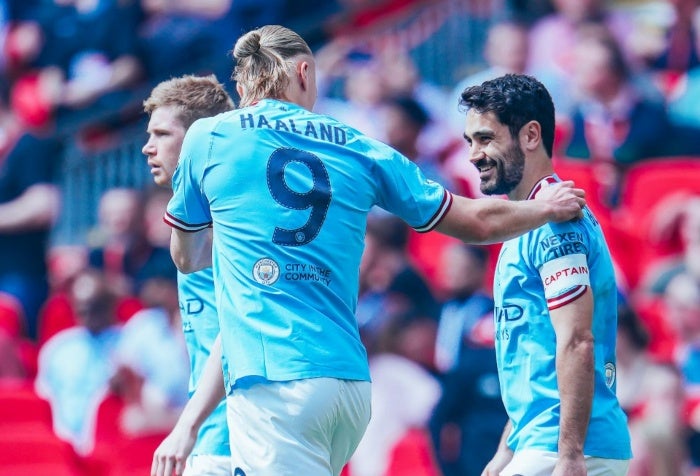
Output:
[461, 74, 632, 476]
[154, 25, 585, 476]
[142, 74, 234, 476]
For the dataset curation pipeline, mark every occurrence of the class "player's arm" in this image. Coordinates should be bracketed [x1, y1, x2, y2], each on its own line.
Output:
[550, 289, 594, 476]
[170, 227, 212, 274]
[435, 181, 585, 244]
[0, 184, 59, 232]
[151, 335, 225, 476]
[481, 420, 514, 476]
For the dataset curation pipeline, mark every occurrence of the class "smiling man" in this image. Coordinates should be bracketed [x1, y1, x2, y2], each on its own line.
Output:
[461, 74, 632, 476]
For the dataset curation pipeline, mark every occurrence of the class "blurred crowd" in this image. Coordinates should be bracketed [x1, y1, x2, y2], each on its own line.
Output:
[1, 0, 700, 475]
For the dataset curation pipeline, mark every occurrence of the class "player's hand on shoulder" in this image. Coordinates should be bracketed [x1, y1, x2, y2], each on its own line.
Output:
[535, 180, 585, 222]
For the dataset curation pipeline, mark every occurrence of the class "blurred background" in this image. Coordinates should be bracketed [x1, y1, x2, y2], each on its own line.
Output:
[1, 0, 700, 474]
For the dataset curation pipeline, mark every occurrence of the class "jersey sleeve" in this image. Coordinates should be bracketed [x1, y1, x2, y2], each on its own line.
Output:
[164, 120, 213, 232]
[531, 222, 591, 311]
[372, 144, 452, 232]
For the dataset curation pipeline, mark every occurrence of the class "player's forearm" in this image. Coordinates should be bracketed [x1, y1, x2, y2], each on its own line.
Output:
[0, 184, 59, 233]
[170, 227, 212, 273]
[175, 335, 226, 433]
[556, 333, 594, 458]
[437, 195, 555, 244]
[497, 420, 514, 453]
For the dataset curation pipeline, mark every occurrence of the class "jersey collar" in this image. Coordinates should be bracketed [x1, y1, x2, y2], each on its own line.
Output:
[526, 175, 559, 201]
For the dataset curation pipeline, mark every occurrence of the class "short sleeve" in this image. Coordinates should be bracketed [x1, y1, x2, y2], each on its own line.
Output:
[164, 121, 212, 232]
[532, 223, 591, 310]
[372, 145, 452, 232]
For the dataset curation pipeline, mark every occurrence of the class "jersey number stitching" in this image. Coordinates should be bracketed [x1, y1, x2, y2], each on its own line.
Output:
[266, 147, 332, 246]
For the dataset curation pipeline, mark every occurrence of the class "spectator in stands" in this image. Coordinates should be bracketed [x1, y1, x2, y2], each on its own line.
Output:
[643, 194, 700, 296]
[667, 64, 700, 129]
[88, 187, 176, 298]
[10, 0, 144, 130]
[630, 0, 700, 82]
[429, 316, 506, 476]
[662, 271, 700, 468]
[110, 274, 189, 436]
[561, 24, 682, 205]
[450, 21, 530, 132]
[616, 304, 686, 476]
[433, 243, 493, 374]
[380, 95, 453, 189]
[35, 267, 122, 454]
[357, 214, 439, 356]
[0, 101, 62, 340]
[527, 0, 635, 77]
[137, 0, 233, 85]
[315, 43, 387, 138]
[351, 309, 442, 476]
[376, 47, 453, 159]
[430, 244, 504, 476]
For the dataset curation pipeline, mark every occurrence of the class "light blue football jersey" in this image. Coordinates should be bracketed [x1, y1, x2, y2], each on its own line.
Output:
[178, 268, 229, 456]
[493, 176, 631, 459]
[166, 99, 451, 391]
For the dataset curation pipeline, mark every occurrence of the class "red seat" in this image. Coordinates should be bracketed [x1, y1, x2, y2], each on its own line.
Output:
[617, 157, 700, 215]
[108, 432, 169, 476]
[613, 157, 700, 287]
[0, 381, 53, 429]
[0, 427, 80, 472]
[0, 292, 24, 338]
[37, 293, 78, 347]
[79, 392, 127, 476]
[384, 428, 441, 476]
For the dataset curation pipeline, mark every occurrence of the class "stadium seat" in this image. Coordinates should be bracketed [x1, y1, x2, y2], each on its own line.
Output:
[384, 428, 441, 476]
[0, 428, 80, 472]
[617, 157, 700, 215]
[613, 157, 700, 286]
[37, 293, 78, 347]
[0, 381, 53, 429]
[79, 392, 127, 476]
[108, 432, 170, 476]
[0, 292, 24, 338]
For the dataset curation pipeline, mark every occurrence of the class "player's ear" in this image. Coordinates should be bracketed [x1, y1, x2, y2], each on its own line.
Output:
[236, 82, 244, 98]
[521, 120, 541, 152]
[297, 60, 310, 91]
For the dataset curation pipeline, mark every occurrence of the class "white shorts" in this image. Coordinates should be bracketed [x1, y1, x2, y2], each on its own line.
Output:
[226, 378, 371, 476]
[184, 454, 232, 476]
[501, 449, 630, 476]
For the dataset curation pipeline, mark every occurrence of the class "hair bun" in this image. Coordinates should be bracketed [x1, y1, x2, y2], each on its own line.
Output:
[235, 31, 262, 59]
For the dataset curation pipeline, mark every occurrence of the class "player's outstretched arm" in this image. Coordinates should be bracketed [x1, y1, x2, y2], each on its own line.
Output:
[151, 336, 226, 476]
[436, 181, 585, 244]
[170, 227, 213, 274]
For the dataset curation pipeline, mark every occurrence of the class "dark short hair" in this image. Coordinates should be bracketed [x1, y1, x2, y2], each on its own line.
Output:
[459, 74, 555, 157]
[385, 95, 430, 129]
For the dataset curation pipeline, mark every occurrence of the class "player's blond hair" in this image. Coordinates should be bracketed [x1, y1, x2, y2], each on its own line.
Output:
[143, 74, 234, 129]
[232, 25, 312, 107]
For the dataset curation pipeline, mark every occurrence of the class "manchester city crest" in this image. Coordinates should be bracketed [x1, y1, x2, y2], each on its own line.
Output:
[604, 362, 616, 388]
[253, 258, 280, 285]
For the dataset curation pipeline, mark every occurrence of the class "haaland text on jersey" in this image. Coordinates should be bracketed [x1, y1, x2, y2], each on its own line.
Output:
[239, 112, 347, 146]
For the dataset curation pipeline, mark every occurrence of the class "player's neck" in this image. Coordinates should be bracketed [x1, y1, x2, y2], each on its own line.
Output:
[510, 161, 554, 201]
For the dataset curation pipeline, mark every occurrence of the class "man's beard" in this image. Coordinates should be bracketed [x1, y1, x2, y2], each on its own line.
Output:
[478, 142, 525, 196]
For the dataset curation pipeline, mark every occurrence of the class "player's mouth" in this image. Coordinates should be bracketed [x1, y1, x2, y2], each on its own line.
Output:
[475, 160, 497, 180]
